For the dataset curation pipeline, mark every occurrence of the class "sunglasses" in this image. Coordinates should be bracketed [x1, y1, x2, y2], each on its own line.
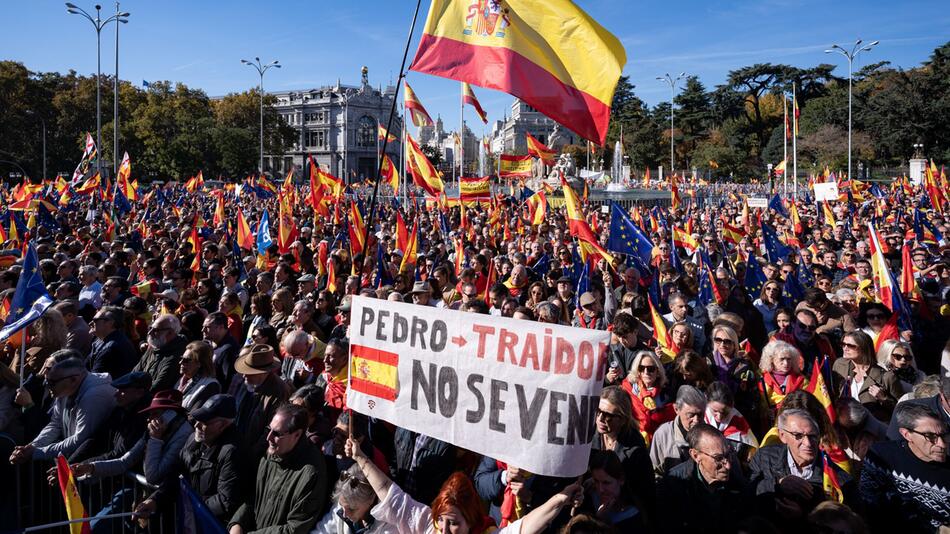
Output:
[713, 337, 734, 346]
[639, 365, 658, 373]
[842, 342, 859, 349]
[907, 429, 949, 445]
[44, 374, 79, 388]
[266, 426, 296, 439]
[892, 352, 913, 361]
[779, 428, 819, 442]
[595, 408, 620, 420]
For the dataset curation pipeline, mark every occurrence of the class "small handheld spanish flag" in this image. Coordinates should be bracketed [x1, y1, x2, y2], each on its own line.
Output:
[821, 452, 844, 503]
[56, 454, 92, 534]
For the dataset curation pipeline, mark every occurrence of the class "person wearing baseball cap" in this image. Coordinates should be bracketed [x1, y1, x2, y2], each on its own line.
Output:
[134, 394, 241, 524]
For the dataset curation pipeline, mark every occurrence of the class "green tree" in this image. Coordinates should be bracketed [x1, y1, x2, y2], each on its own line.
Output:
[673, 76, 713, 169]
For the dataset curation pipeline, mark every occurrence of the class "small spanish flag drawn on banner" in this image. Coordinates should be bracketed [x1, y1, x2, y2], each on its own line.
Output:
[57, 454, 92, 534]
[350, 344, 400, 401]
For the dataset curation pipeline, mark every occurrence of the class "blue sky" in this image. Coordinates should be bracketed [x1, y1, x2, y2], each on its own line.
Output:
[4, 0, 947, 139]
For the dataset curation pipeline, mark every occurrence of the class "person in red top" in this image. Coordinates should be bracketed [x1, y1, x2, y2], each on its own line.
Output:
[318, 338, 349, 423]
[758, 339, 807, 426]
[621, 351, 675, 443]
[218, 291, 243, 342]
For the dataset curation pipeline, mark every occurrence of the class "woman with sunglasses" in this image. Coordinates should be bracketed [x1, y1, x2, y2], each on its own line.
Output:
[857, 302, 893, 347]
[311, 463, 397, 533]
[621, 351, 675, 444]
[832, 331, 901, 422]
[753, 281, 783, 333]
[876, 339, 924, 396]
[176, 341, 220, 412]
[707, 325, 762, 433]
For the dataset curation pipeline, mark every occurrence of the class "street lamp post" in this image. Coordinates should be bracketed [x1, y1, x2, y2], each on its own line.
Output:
[656, 72, 686, 178]
[113, 2, 129, 177]
[825, 39, 878, 180]
[66, 3, 128, 178]
[241, 57, 281, 175]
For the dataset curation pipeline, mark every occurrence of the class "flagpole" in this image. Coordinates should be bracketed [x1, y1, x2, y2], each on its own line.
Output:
[401, 103, 407, 207]
[362, 0, 422, 260]
[793, 83, 798, 200]
[783, 94, 788, 197]
[460, 83, 465, 187]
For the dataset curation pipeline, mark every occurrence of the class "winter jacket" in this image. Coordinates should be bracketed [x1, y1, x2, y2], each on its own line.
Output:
[229, 438, 328, 534]
[88, 330, 138, 379]
[392, 429, 455, 506]
[133, 334, 188, 392]
[143, 412, 193, 485]
[656, 458, 751, 533]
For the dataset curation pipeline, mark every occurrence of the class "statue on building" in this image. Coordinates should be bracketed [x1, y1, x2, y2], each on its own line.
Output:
[548, 123, 567, 150]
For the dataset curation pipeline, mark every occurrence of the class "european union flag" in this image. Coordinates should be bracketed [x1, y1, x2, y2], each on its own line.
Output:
[0, 243, 53, 344]
[36, 203, 60, 232]
[574, 261, 590, 312]
[744, 255, 768, 300]
[769, 194, 789, 218]
[520, 185, 537, 202]
[113, 189, 132, 215]
[781, 267, 806, 307]
[374, 241, 393, 288]
[797, 250, 816, 286]
[256, 210, 273, 256]
[530, 253, 550, 277]
[177, 476, 227, 534]
[762, 222, 792, 264]
[607, 201, 654, 272]
[697, 261, 716, 308]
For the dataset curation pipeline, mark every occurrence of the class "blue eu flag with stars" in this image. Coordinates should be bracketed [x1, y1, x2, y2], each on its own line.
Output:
[744, 255, 768, 301]
[608, 202, 654, 272]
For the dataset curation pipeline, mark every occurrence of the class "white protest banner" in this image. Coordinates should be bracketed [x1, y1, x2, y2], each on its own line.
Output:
[346, 296, 610, 478]
[813, 181, 840, 202]
[746, 196, 769, 208]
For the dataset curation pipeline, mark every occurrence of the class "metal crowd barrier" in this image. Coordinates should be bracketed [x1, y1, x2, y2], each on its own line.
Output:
[9, 459, 176, 534]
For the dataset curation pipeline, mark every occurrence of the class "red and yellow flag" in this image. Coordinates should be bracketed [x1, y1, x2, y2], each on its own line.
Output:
[56, 455, 92, 534]
[277, 192, 298, 254]
[400, 217, 419, 273]
[649, 296, 674, 360]
[461, 82, 488, 124]
[562, 176, 614, 265]
[410, 0, 626, 145]
[349, 201, 366, 257]
[404, 81, 434, 127]
[526, 133, 556, 165]
[236, 207, 254, 250]
[350, 344, 399, 401]
[116, 152, 135, 201]
[381, 154, 399, 193]
[804, 356, 835, 423]
[378, 124, 398, 143]
[406, 134, 444, 196]
[459, 176, 491, 201]
[499, 154, 533, 178]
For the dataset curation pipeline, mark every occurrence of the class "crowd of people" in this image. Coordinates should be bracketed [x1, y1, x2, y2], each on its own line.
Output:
[0, 170, 948, 533]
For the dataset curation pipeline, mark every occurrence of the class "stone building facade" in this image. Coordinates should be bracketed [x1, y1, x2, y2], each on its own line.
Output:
[265, 67, 402, 183]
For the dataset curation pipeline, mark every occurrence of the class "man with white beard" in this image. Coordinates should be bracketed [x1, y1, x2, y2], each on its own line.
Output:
[133, 314, 188, 392]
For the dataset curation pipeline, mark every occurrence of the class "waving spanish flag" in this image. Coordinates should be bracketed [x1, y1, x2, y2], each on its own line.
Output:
[381, 154, 399, 192]
[406, 133, 444, 196]
[378, 124, 397, 143]
[461, 82, 488, 124]
[526, 133, 556, 165]
[404, 82, 434, 127]
[562, 175, 613, 265]
[411, 0, 626, 145]
[649, 296, 674, 360]
[56, 455, 92, 534]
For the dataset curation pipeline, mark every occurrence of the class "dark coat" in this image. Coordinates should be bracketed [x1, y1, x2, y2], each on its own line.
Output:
[392, 428, 455, 506]
[831, 359, 901, 422]
[133, 334, 188, 392]
[162, 425, 242, 523]
[656, 458, 751, 533]
[472, 456, 574, 527]
[88, 330, 138, 379]
[212, 334, 241, 388]
[591, 428, 655, 518]
[229, 437, 327, 534]
[234, 373, 290, 464]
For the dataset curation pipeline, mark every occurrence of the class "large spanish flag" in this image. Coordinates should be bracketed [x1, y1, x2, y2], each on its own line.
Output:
[350, 344, 399, 401]
[459, 176, 491, 201]
[410, 0, 626, 145]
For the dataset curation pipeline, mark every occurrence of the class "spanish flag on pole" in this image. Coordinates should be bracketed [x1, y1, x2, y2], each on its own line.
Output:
[406, 133, 444, 196]
[381, 154, 399, 192]
[526, 133, 556, 165]
[404, 81, 434, 127]
[411, 0, 625, 145]
[378, 124, 398, 143]
[57, 454, 92, 534]
[461, 82, 488, 124]
[562, 175, 613, 265]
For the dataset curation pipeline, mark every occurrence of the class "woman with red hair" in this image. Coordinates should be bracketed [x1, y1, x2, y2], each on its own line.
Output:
[345, 437, 582, 533]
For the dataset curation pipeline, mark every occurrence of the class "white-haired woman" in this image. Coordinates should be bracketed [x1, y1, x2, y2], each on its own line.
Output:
[758, 340, 806, 421]
[310, 464, 397, 534]
[620, 351, 674, 443]
[876, 339, 924, 396]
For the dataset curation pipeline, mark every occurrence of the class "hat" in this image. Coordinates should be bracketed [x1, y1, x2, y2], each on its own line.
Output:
[579, 292, 597, 307]
[234, 344, 278, 375]
[112, 371, 152, 391]
[557, 275, 573, 285]
[338, 295, 353, 312]
[297, 273, 315, 283]
[191, 394, 237, 422]
[139, 389, 185, 413]
[411, 281, 431, 294]
[157, 289, 179, 302]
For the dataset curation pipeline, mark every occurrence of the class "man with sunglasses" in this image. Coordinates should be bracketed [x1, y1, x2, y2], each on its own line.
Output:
[775, 309, 835, 377]
[228, 404, 327, 534]
[749, 409, 851, 523]
[9, 356, 116, 464]
[861, 403, 950, 531]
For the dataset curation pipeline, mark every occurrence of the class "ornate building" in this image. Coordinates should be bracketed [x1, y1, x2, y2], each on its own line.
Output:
[266, 67, 402, 183]
[417, 116, 479, 174]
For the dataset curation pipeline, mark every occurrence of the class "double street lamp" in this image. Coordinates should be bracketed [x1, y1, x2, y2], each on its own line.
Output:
[66, 2, 129, 179]
[241, 57, 281, 175]
[825, 39, 878, 181]
[656, 72, 686, 178]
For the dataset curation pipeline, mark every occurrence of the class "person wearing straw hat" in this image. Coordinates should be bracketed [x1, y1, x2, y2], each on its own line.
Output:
[233, 344, 290, 465]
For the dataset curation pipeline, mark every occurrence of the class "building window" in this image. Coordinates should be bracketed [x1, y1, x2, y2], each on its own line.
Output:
[307, 130, 326, 148]
[357, 116, 376, 147]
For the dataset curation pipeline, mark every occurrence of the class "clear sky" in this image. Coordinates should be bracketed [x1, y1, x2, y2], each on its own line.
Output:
[4, 0, 947, 139]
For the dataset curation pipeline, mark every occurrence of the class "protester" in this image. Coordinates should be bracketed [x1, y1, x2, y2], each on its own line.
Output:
[133, 313, 187, 392]
[649, 385, 706, 476]
[176, 340, 221, 412]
